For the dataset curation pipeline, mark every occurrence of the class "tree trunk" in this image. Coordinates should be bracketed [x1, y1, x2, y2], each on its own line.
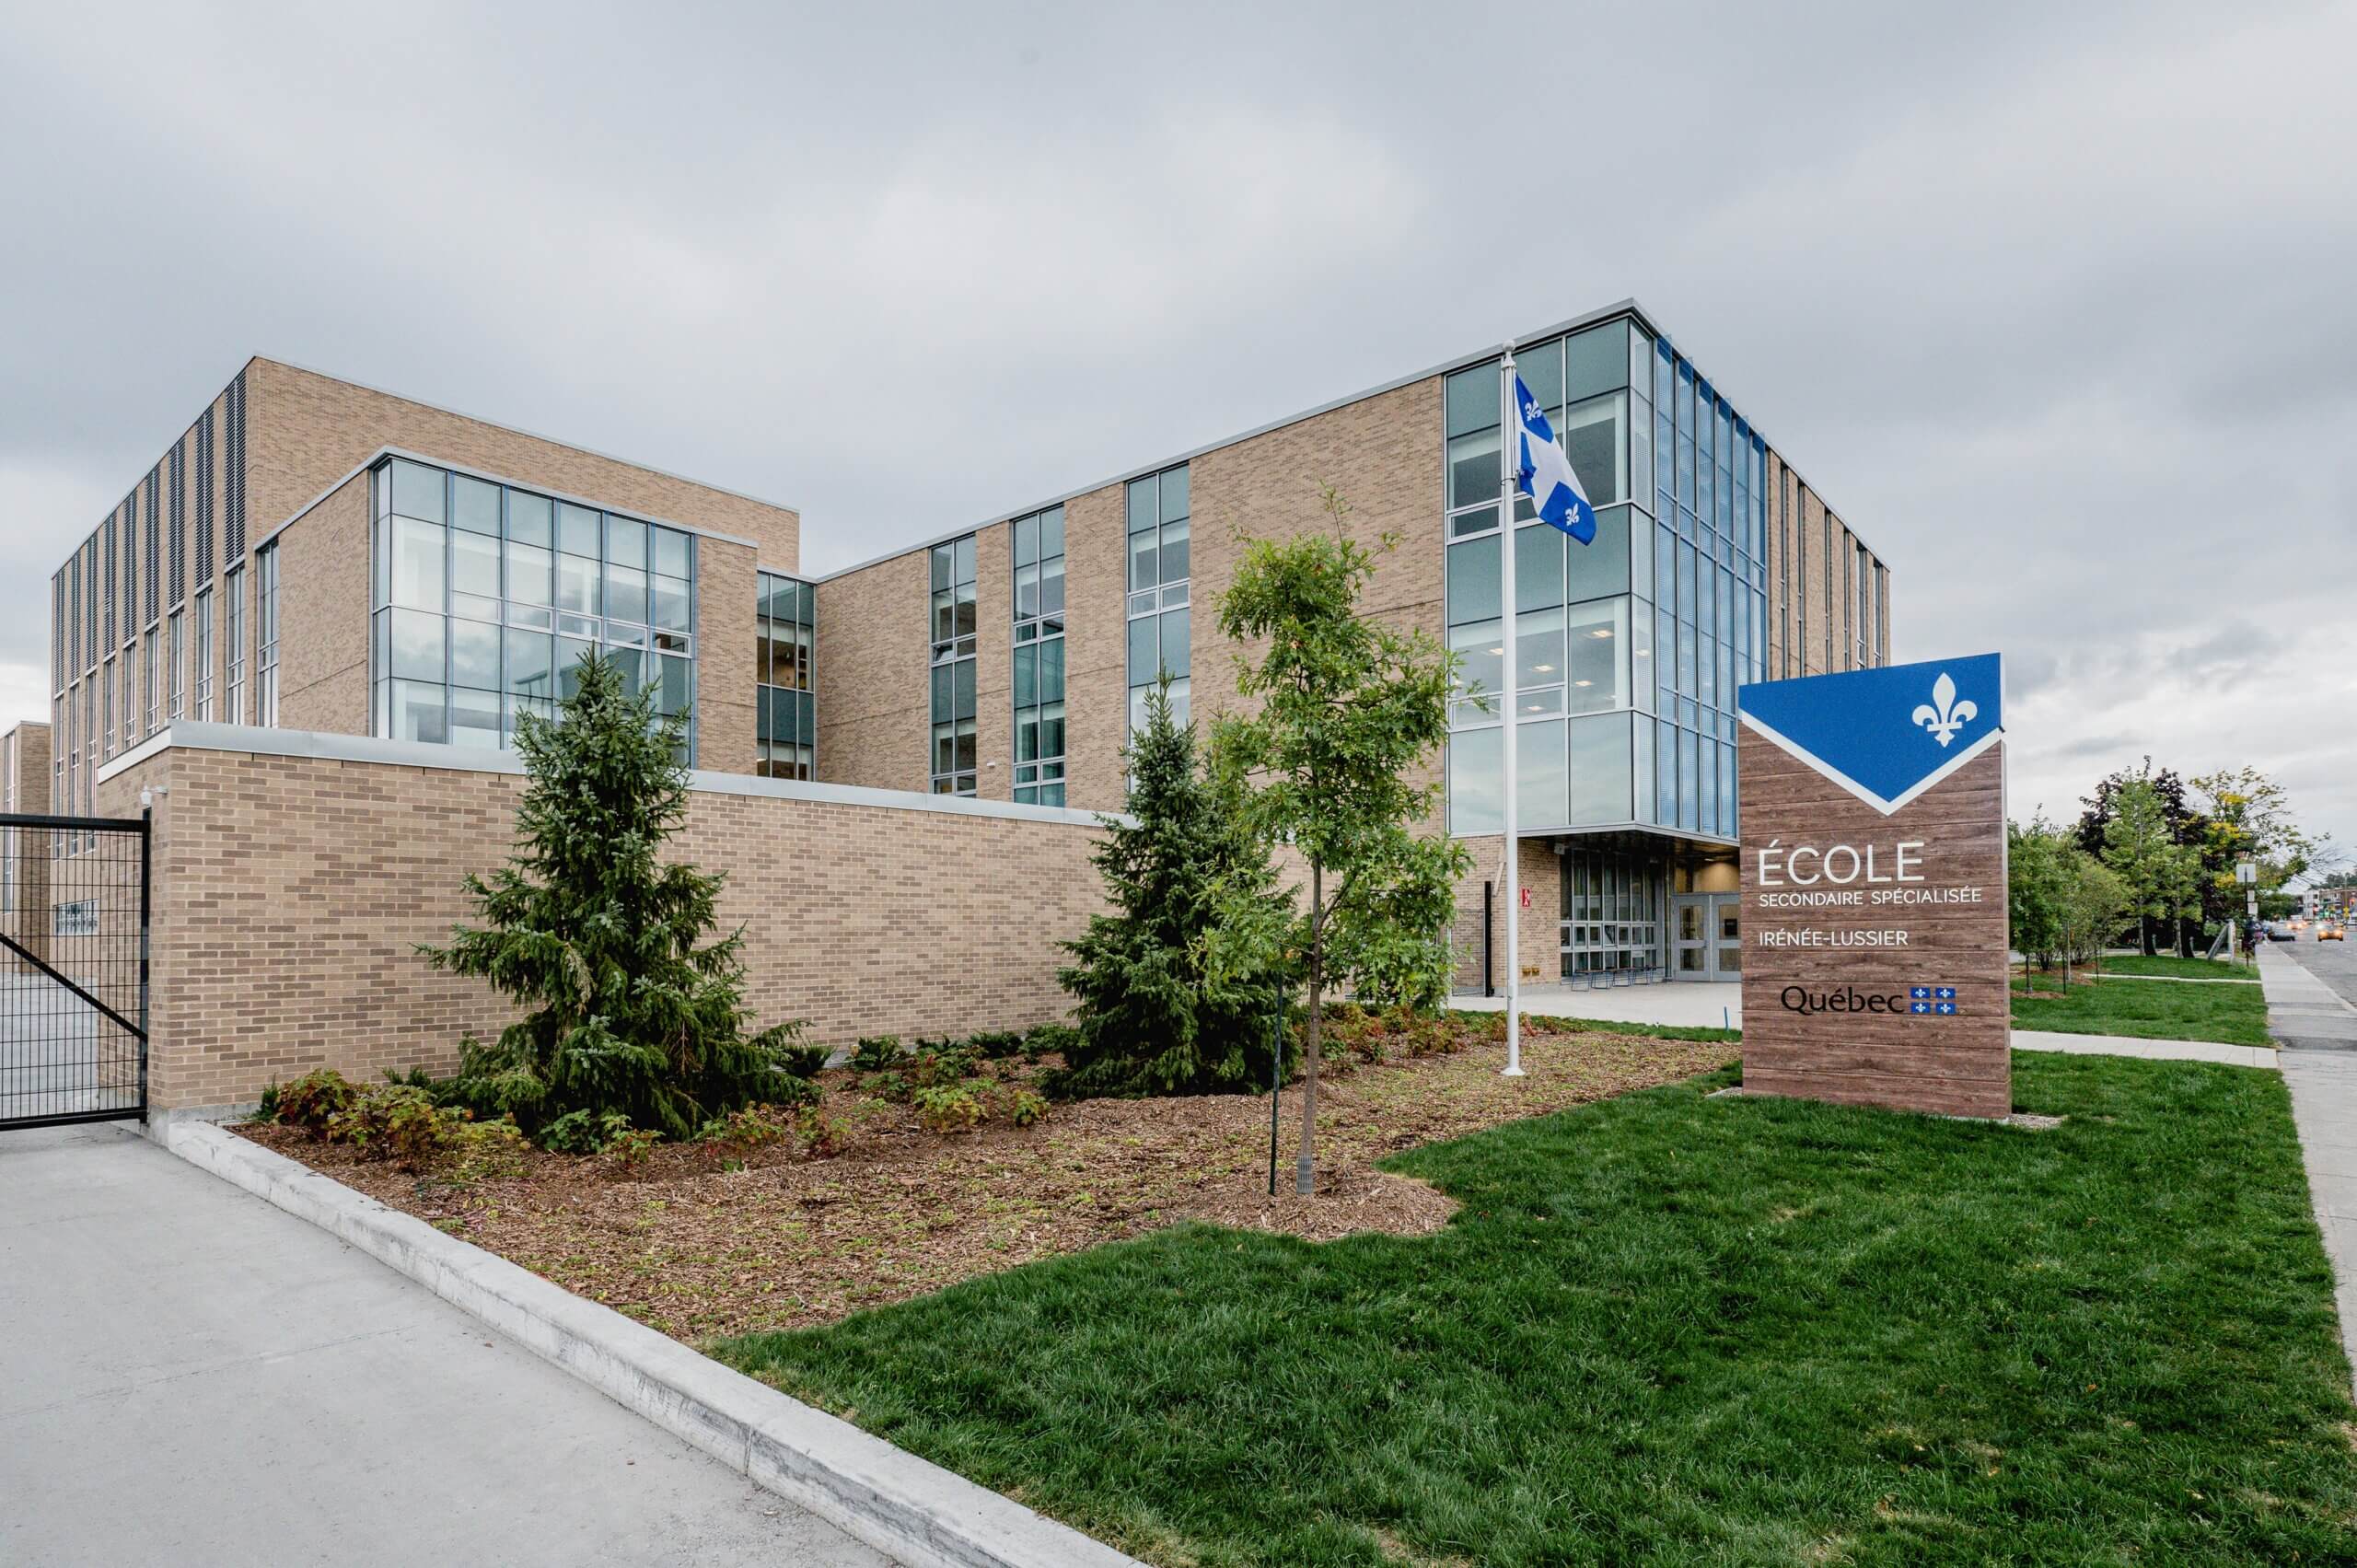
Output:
[1296, 860, 1322, 1196]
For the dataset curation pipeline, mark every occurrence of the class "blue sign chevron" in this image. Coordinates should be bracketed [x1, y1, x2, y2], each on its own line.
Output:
[1737, 653, 2004, 815]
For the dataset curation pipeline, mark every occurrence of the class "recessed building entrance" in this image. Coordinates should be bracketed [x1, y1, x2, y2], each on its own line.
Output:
[1670, 891, 1741, 981]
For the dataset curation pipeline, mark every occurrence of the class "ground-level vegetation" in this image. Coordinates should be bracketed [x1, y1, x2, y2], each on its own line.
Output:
[714, 1054, 2356, 1567]
[2010, 969, 2270, 1048]
[240, 1011, 1733, 1341]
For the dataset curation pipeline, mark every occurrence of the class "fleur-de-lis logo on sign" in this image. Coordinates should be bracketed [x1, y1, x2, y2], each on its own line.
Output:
[1911, 671, 1978, 748]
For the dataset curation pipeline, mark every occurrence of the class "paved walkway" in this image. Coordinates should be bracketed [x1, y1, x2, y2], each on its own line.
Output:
[2263, 942, 2357, 1381]
[0, 1121, 891, 1568]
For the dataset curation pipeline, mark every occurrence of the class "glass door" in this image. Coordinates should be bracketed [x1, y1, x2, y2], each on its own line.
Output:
[1713, 893, 1741, 976]
[1671, 896, 1711, 977]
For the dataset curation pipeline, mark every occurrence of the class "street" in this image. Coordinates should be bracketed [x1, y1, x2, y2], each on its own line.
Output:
[2276, 935, 2357, 1051]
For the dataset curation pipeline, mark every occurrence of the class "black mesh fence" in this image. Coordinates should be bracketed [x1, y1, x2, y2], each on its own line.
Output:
[0, 813, 146, 1129]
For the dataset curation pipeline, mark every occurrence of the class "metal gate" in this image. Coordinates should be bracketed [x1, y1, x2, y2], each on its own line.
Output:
[0, 812, 148, 1130]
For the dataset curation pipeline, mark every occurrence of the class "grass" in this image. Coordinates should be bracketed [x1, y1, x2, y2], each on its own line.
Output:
[2012, 970, 2270, 1047]
[2081, 954, 2259, 982]
[713, 1055, 2356, 1565]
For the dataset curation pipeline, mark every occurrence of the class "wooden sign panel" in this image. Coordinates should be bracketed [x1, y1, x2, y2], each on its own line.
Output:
[1736, 655, 2010, 1119]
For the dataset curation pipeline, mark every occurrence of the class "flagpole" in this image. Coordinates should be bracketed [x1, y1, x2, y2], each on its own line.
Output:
[1499, 344, 1525, 1077]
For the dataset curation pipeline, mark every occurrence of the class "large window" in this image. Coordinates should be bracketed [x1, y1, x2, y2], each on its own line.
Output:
[930, 534, 978, 794]
[369, 457, 697, 756]
[257, 540, 280, 726]
[193, 587, 215, 720]
[1560, 845, 1663, 981]
[1013, 505, 1065, 805]
[224, 563, 245, 723]
[1126, 463, 1190, 735]
[756, 570, 815, 780]
[168, 608, 185, 720]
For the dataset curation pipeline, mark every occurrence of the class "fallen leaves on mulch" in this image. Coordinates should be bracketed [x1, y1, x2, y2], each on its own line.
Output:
[239, 1025, 1732, 1345]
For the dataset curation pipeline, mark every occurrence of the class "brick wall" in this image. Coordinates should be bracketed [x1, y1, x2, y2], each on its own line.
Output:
[100, 728, 1109, 1112]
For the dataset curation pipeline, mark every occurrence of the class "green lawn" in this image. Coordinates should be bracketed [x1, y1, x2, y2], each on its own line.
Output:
[713, 1056, 2355, 1565]
[2012, 971, 2270, 1046]
[2080, 955, 2259, 982]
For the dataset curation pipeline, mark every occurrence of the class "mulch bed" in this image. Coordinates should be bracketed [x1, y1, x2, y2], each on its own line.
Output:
[238, 1018, 1735, 1345]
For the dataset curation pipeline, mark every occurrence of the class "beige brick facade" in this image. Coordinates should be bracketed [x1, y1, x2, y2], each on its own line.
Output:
[99, 730, 1109, 1113]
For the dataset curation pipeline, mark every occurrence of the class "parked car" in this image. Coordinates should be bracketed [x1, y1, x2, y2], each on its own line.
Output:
[2269, 922, 2298, 942]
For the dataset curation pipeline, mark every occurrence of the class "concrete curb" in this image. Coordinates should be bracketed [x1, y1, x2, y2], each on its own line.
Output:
[161, 1120, 1140, 1568]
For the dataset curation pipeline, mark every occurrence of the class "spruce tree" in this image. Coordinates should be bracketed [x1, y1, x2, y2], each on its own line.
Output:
[421, 653, 807, 1138]
[1053, 679, 1294, 1098]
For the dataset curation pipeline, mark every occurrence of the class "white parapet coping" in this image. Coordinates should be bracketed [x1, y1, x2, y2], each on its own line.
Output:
[161, 1118, 1141, 1568]
[98, 719, 1122, 830]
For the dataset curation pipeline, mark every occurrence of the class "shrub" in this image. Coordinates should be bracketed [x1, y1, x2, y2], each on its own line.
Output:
[968, 1029, 1026, 1061]
[1004, 1086, 1048, 1128]
[851, 1036, 903, 1073]
[913, 1084, 983, 1134]
[446, 1117, 530, 1181]
[273, 1068, 357, 1134]
[419, 653, 810, 1140]
[861, 1070, 913, 1104]
[327, 1084, 474, 1167]
[782, 1044, 831, 1079]
[539, 1107, 633, 1155]
[1022, 1022, 1079, 1063]
[912, 1038, 981, 1086]
[698, 1103, 793, 1149]
[795, 1107, 849, 1158]
[605, 1127, 662, 1170]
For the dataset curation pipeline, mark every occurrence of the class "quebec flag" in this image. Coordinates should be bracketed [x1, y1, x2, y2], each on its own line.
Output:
[1513, 373, 1596, 544]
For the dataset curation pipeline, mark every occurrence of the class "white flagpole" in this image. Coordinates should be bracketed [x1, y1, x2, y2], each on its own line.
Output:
[1499, 345, 1525, 1077]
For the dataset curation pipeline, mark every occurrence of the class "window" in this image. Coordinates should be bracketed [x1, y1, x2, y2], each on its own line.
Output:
[1126, 464, 1190, 736]
[1560, 846, 1663, 981]
[101, 658, 115, 759]
[1855, 541, 1873, 668]
[257, 540, 279, 726]
[168, 608, 185, 719]
[756, 571, 815, 780]
[1822, 511, 1834, 672]
[930, 534, 978, 794]
[1012, 505, 1066, 805]
[369, 457, 698, 756]
[194, 587, 215, 720]
[142, 632, 157, 738]
[224, 563, 245, 723]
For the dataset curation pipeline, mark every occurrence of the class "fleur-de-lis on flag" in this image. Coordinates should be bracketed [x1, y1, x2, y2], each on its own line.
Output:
[1911, 671, 1978, 748]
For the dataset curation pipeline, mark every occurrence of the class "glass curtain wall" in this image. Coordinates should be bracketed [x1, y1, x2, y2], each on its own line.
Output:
[1444, 314, 1767, 842]
[1012, 505, 1066, 805]
[1125, 463, 1190, 733]
[756, 571, 815, 779]
[256, 542, 280, 726]
[370, 457, 698, 756]
[930, 534, 978, 794]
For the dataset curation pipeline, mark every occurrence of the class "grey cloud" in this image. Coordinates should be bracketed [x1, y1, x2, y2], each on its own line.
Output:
[1, 0, 2351, 851]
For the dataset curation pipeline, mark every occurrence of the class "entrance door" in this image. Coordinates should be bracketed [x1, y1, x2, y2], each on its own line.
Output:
[1670, 893, 1740, 981]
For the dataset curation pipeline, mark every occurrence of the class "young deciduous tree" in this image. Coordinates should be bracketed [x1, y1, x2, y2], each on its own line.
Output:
[420, 654, 807, 1138]
[2101, 778, 2185, 958]
[1054, 679, 1295, 1098]
[2008, 818, 2069, 976]
[1208, 490, 1470, 1194]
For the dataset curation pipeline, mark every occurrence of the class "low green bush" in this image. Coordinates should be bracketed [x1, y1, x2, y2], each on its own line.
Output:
[912, 1038, 981, 1086]
[326, 1084, 459, 1164]
[913, 1084, 983, 1134]
[539, 1107, 633, 1155]
[967, 1029, 1026, 1060]
[273, 1068, 358, 1133]
[851, 1036, 903, 1073]
[1003, 1086, 1048, 1127]
[1022, 1022, 1079, 1063]
[781, 1044, 831, 1079]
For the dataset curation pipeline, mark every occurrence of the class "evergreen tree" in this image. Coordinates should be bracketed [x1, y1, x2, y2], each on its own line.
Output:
[421, 654, 807, 1138]
[1053, 679, 1295, 1098]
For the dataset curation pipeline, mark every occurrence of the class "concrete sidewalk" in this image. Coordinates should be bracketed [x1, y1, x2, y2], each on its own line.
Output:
[0, 1121, 890, 1568]
[2260, 943, 2357, 1381]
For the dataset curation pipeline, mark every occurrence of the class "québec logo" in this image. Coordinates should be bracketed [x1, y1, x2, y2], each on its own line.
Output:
[1911, 672, 1978, 749]
[1908, 985, 1959, 1016]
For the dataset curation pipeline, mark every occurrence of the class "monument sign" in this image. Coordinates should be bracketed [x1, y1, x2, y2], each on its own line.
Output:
[1735, 653, 2009, 1118]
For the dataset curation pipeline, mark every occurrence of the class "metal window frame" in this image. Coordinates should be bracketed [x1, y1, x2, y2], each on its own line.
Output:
[754, 567, 819, 782]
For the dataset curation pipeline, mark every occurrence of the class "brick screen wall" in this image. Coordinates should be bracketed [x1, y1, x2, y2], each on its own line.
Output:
[100, 730, 1109, 1113]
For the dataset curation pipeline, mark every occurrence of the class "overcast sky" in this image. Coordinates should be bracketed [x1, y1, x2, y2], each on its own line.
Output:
[3, 1, 2351, 868]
